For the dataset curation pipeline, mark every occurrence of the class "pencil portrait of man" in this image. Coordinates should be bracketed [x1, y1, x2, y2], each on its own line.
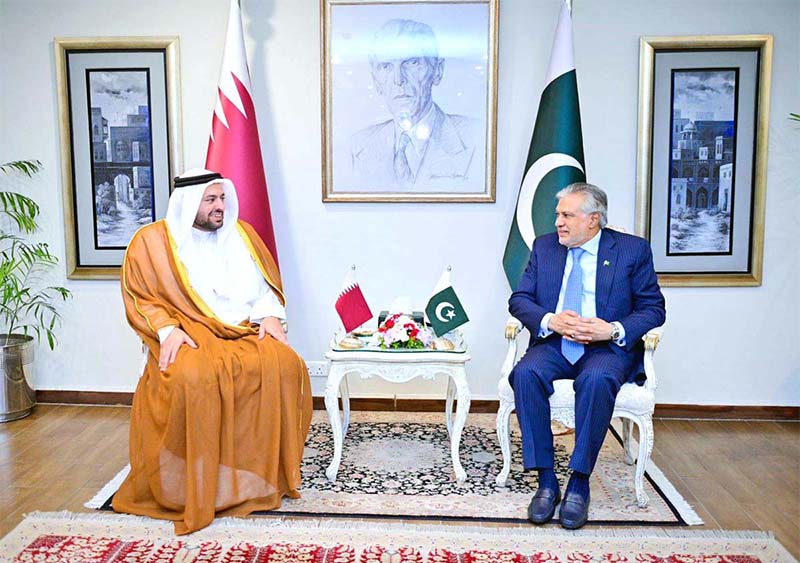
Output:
[326, 4, 495, 199]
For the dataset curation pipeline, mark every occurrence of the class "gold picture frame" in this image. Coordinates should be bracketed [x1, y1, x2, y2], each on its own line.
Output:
[55, 36, 183, 279]
[635, 35, 772, 287]
[321, 0, 499, 202]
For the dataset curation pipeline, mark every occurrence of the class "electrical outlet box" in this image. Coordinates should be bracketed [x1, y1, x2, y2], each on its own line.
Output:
[306, 361, 328, 378]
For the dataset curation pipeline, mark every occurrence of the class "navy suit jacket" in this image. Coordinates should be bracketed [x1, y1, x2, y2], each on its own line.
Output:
[508, 229, 666, 383]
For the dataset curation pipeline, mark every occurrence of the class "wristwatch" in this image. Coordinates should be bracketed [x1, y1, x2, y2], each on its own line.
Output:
[610, 322, 621, 341]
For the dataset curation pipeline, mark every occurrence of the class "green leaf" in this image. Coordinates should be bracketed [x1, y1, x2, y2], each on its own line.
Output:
[0, 160, 42, 177]
[0, 158, 71, 346]
[0, 191, 40, 233]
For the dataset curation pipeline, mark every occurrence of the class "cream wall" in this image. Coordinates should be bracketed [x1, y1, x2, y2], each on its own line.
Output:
[1, 0, 798, 405]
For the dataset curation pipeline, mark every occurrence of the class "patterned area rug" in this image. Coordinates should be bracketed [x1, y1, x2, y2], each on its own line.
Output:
[90, 412, 701, 525]
[2, 512, 795, 563]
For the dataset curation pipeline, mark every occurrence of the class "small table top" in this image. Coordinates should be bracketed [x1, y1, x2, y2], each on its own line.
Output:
[326, 331, 470, 364]
[326, 347, 471, 364]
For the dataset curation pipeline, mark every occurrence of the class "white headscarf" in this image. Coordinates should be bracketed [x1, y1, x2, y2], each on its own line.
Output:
[164, 168, 275, 325]
[165, 168, 240, 253]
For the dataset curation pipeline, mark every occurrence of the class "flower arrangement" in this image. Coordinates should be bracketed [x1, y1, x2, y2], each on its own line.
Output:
[376, 313, 433, 349]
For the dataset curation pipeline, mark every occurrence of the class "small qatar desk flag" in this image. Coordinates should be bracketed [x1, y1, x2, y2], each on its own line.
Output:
[335, 267, 373, 333]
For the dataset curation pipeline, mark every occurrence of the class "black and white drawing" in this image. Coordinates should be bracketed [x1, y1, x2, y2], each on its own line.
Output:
[56, 37, 181, 278]
[87, 70, 156, 248]
[349, 18, 484, 192]
[637, 36, 771, 285]
[323, 0, 498, 202]
[667, 69, 738, 255]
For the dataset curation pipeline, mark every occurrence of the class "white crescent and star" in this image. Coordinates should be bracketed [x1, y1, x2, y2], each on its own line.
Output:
[515, 153, 584, 250]
[435, 301, 457, 323]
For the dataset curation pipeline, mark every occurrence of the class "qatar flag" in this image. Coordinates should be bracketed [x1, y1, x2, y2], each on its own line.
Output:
[335, 268, 373, 334]
[206, 0, 278, 263]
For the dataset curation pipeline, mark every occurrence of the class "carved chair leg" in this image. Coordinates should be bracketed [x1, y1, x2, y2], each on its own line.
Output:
[634, 415, 654, 507]
[495, 400, 515, 487]
[621, 417, 635, 465]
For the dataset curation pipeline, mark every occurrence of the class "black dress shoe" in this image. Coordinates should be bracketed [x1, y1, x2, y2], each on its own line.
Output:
[527, 487, 562, 524]
[559, 490, 590, 529]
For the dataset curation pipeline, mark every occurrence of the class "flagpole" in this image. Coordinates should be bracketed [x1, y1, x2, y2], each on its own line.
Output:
[343, 264, 356, 335]
[566, 0, 572, 14]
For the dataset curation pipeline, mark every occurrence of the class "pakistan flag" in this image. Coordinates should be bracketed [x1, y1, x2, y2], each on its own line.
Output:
[502, 1, 586, 291]
[426, 287, 468, 337]
[425, 268, 468, 337]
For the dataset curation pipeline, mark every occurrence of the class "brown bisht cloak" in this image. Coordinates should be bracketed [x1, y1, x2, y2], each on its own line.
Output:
[114, 219, 312, 535]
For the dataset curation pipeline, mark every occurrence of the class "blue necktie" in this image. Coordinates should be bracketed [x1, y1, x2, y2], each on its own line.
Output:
[561, 247, 585, 364]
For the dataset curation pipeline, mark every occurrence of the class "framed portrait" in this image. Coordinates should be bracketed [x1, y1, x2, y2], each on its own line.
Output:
[636, 35, 772, 287]
[321, 0, 499, 202]
[55, 37, 183, 279]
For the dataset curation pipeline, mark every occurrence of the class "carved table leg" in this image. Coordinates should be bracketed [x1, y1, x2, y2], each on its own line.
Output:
[448, 367, 471, 484]
[341, 374, 350, 438]
[325, 363, 348, 482]
[445, 377, 456, 437]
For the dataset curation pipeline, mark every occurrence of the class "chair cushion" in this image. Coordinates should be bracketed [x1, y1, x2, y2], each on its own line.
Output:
[550, 380, 654, 416]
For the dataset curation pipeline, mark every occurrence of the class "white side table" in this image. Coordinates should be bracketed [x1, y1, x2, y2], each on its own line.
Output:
[324, 347, 472, 484]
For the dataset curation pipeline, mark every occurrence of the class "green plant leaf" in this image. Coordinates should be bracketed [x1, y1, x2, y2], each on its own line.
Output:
[0, 160, 42, 177]
[0, 192, 40, 233]
[1, 158, 71, 345]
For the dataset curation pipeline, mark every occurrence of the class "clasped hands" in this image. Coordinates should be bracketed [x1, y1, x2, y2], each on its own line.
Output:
[158, 316, 287, 371]
[548, 311, 614, 344]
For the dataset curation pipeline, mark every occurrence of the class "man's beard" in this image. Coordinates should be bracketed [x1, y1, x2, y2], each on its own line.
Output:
[193, 214, 223, 231]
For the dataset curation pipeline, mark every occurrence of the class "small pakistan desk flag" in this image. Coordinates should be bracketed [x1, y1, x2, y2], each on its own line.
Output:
[425, 268, 469, 337]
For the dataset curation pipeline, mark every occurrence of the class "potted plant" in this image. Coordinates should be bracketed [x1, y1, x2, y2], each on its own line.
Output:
[0, 160, 71, 422]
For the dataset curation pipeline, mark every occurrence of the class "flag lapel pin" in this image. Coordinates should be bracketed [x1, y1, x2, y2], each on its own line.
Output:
[603, 260, 611, 267]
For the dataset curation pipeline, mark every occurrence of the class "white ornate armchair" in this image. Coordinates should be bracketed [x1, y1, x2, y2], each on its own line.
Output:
[495, 318, 664, 507]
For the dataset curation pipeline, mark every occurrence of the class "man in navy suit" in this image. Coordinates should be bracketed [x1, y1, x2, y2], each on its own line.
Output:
[509, 182, 665, 529]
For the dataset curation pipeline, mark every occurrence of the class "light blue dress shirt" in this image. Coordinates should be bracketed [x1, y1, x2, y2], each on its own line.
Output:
[539, 230, 625, 346]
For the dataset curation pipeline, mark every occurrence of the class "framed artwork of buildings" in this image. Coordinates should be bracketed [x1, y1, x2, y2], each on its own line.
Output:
[636, 35, 773, 287]
[320, 0, 499, 202]
[54, 37, 183, 279]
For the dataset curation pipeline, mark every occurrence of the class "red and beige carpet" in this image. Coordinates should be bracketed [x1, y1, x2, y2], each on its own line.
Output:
[88, 412, 701, 526]
[1, 512, 795, 563]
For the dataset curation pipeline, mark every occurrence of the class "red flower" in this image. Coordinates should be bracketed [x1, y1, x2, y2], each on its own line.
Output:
[385, 319, 395, 329]
[410, 328, 419, 337]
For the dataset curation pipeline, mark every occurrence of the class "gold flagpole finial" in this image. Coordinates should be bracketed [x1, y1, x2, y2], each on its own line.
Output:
[447, 265, 452, 272]
[350, 264, 356, 271]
